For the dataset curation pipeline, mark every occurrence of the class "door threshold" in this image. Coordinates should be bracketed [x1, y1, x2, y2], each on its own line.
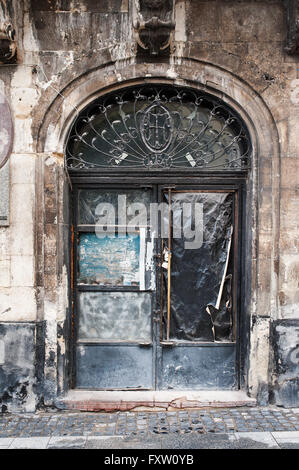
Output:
[59, 390, 256, 412]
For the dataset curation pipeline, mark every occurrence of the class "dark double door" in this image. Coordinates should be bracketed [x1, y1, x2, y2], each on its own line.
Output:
[73, 183, 241, 390]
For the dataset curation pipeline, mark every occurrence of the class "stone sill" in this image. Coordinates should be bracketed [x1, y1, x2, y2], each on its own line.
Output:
[59, 390, 256, 412]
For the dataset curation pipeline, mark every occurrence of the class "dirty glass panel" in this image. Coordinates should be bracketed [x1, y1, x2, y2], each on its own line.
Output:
[163, 192, 234, 342]
[78, 292, 152, 341]
[78, 188, 151, 225]
[78, 233, 141, 286]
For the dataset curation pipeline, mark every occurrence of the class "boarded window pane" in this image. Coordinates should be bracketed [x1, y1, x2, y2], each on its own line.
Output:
[78, 292, 152, 341]
[163, 192, 234, 342]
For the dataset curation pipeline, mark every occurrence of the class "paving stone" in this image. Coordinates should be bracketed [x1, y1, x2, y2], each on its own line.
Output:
[9, 437, 50, 449]
[0, 438, 14, 447]
[48, 436, 86, 449]
[86, 436, 129, 449]
[272, 431, 299, 439]
[277, 442, 299, 449]
[235, 432, 279, 448]
[0, 407, 298, 439]
[161, 433, 237, 449]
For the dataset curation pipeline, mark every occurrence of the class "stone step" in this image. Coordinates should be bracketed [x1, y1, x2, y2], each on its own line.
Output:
[59, 390, 257, 412]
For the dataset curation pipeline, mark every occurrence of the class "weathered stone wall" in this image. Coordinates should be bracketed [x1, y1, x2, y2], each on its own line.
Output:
[0, 0, 298, 410]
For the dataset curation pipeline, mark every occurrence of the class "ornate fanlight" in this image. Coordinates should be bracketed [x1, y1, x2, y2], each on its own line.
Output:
[65, 85, 251, 171]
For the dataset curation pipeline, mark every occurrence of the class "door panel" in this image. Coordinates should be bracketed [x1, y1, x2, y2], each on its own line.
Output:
[161, 344, 236, 390]
[74, 185, 240, 390]
[158, 188, 238, 390]
[74, 187, 155, 390]
[162, 191, 235, 342]
[76, 344, 153, 390]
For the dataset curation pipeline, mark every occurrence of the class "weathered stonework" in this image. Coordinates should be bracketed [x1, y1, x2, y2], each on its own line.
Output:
[0, 0, 298, 411]
[271, 320, 299, 407]
[134, 0, 175, 57]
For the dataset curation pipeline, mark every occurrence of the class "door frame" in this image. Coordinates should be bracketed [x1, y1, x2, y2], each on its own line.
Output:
[156, 184, 242, 390]
[70, 176, 247, 390]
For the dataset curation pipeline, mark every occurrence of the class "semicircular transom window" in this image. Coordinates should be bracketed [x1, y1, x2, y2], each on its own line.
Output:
[66, 85, 251, 171]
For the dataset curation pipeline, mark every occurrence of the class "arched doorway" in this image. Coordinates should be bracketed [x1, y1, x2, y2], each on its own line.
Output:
[65, 84, 251, 391]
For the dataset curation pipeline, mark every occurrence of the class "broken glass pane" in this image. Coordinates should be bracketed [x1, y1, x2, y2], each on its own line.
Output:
[163, 192, 234, 342]
[78, 291, 152, 341]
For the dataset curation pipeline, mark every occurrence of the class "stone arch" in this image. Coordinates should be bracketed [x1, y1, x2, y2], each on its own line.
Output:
[36, 58, 280, 402]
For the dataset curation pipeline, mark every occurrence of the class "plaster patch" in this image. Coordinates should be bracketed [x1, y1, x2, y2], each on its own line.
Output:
[23, 13, 40, 52]
[11, 87, 40, 120]
[36, 53, 75, 91]
[57, 334, 65, 356]
[45, 125, 60, 153]
[11, 67, 33, 89]
[0, 80, 5, 101]
[44, 301, 57, 323]
[12, 119, 33, 153]
[175, 1, 187, 43]
[166, 67, 178, 79]
[45, 155, 56, 166]
[57, 264, 69, 323]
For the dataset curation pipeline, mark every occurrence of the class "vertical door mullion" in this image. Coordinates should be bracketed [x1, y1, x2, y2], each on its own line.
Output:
[155, 185, 164, 390]
[71, 188, 79, 389]
[150, 183, 164, 390]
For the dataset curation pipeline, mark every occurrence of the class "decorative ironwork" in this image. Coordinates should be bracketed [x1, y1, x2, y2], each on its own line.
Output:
[141, 103, 173, 152]
[66, 85, 251, 171]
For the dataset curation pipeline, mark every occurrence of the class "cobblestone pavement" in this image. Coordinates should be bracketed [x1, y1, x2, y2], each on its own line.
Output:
[0, 407, 299, 439]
